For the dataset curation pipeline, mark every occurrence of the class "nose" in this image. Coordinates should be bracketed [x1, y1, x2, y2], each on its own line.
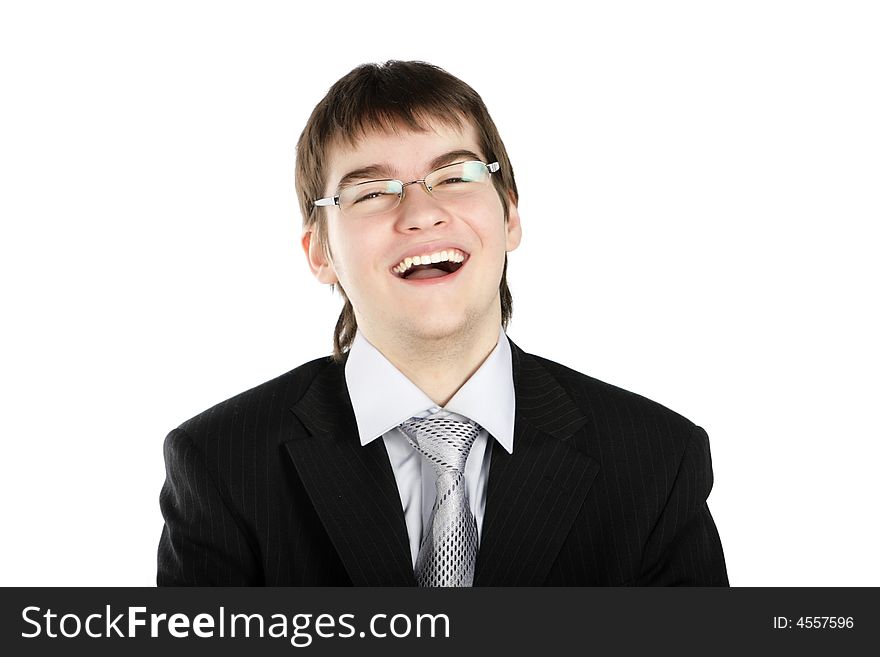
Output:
[393, 181, 451, 232]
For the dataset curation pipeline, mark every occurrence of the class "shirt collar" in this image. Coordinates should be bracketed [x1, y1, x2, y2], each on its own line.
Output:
[344, 327, 515, 454]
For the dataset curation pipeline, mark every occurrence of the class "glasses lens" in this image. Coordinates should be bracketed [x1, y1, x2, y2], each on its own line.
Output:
[425, 161, 490, 197]
[338, 180, 403, 217]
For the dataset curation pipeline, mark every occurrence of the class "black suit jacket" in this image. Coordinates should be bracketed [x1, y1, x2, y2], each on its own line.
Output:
[158, 339, 728, 586]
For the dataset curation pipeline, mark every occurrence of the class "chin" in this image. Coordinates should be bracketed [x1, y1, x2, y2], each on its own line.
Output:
[393, 312, 472, 345]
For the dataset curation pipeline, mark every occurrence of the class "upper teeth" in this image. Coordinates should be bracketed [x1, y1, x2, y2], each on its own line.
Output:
[393, 249, 465, 275]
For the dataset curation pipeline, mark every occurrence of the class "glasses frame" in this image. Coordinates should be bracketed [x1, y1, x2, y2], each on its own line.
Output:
[313, 160, 500, 215]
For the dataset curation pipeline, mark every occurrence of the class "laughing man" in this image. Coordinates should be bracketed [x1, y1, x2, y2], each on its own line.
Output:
[158, 60, 728, 587]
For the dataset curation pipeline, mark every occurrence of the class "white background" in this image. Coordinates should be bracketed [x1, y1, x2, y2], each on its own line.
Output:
[1, 0, 877, 586]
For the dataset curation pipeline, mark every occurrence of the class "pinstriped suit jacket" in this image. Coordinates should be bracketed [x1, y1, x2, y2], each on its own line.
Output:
[157, 339, 728, 586]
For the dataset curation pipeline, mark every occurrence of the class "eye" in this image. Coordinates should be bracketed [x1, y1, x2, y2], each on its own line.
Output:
[352, 191, 387, 204]
[436, 176, 473, 186]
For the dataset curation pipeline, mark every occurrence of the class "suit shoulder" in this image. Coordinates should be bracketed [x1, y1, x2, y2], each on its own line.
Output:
[529, 353, 702, 443]
[174, 355, 335, 444]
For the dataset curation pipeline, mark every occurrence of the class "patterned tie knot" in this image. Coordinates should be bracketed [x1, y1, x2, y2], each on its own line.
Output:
[398, 416, 480, 476]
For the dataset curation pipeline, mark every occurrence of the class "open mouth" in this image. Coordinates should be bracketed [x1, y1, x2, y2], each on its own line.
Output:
[392, 249, 467, 281]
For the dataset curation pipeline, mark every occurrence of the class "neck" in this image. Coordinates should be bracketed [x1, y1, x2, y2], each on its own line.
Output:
[361, 317, 502, 407]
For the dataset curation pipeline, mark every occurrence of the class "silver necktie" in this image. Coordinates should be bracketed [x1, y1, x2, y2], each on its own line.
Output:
[398, 415, 480, 587]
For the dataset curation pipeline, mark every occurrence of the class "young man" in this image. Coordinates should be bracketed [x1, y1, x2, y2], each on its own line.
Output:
[157, 61, 728, 586]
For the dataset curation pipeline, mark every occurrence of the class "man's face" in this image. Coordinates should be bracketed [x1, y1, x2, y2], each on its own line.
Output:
[302, 120, 521, 348]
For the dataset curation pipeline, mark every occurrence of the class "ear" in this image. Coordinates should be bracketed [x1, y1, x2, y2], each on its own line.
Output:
[504, 192, 522, 252]
[301, 229, 339, 284]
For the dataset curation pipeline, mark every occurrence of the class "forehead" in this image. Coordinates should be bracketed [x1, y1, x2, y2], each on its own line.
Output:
[324, 120, 484, 192]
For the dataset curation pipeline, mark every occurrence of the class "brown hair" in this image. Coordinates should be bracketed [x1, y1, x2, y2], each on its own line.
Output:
[295, 60, 518, 361]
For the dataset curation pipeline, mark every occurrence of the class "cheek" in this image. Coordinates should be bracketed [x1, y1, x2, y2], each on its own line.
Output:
[474, 213, 510, 252]
[327, 227, 382, 283]
[457, 196, 506, 236]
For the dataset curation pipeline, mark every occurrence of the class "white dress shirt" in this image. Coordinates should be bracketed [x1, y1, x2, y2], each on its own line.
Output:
[344, 327, 516, 567]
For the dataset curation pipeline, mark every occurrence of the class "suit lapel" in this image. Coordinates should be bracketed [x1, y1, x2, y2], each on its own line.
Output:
[286, 359, 415, 586]
[474, 341, 600, 586]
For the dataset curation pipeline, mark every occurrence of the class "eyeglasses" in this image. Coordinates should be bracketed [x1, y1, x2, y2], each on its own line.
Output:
[314, 160, 500, 218]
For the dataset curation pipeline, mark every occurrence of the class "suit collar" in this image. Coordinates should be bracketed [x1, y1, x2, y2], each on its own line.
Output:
[288, 357, 416, 586]
[473, 339, 600, 585]
[506, 337, 590, 440]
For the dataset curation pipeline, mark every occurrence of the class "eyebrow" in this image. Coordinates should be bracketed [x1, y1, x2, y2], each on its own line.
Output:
[335, 149, 485, 190]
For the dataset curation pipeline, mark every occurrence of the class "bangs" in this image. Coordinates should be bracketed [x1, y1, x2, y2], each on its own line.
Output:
[337, 108, 466, 149]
